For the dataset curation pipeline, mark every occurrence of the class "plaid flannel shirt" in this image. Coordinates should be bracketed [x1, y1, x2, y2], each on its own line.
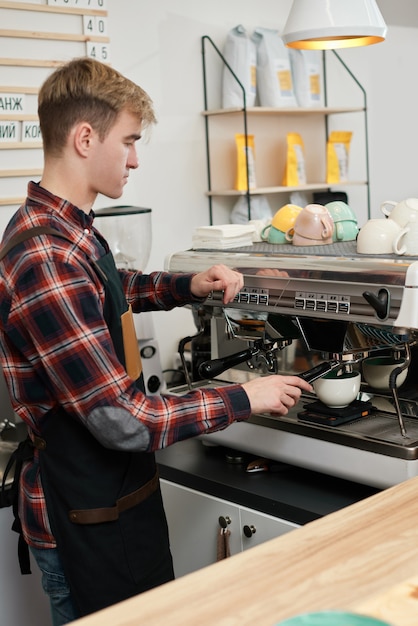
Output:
[0, 182, 250, 548]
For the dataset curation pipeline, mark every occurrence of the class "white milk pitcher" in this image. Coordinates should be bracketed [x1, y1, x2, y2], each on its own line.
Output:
[393, 221, 418, 256]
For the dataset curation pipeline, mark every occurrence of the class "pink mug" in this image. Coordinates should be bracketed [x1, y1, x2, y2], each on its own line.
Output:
[286, 204, 334, 245]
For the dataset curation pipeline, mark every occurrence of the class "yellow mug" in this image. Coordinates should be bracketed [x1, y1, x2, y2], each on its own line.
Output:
[271, 204, 303, 233]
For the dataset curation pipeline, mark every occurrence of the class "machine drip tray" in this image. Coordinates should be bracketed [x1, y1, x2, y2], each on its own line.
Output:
[342, 413, 418, 447]
[253, 407, 418, 459]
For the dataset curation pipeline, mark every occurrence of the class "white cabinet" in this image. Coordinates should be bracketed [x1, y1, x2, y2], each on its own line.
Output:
[160, 479, 298, 578]
[239, 504, 297, 551]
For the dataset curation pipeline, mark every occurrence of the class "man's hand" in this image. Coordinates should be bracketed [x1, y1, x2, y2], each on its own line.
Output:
[191, 264, 243, 304]
[242, 375, 313, 416]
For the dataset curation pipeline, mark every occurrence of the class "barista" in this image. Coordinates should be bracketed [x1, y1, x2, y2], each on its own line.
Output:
[0, 57, 312, 625]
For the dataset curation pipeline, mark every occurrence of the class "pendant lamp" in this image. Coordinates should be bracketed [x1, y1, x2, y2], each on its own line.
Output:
[282, 0, 387, 50]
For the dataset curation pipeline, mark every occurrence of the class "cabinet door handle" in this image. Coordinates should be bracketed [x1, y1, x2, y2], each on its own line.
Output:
[243, 524, 256, 538]
[218, 515, 231, 529]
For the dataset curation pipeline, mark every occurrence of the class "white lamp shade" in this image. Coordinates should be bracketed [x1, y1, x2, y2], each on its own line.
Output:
[282, 0, 387, 49]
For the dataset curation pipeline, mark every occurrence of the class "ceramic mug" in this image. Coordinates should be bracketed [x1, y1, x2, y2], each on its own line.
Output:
[290, 233, 331, 246]
[261, 223, 287, 244]
[362, 356, 408, 390]
[393, 221, 418, 256]
[380, 197, 418, 227]
[313, 370, 361, 408]
[271, 204, 303, 233]
[286, 204, 334, 245]
[325, 201, 359, 242]
[356, 218, 401, 254]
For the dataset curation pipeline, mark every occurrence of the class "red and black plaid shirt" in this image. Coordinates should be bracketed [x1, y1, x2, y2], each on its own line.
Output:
[0, 182, 250, 548]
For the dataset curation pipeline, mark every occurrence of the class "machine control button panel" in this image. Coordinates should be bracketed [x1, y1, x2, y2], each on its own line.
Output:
[208, 288, 350, 315]
[234, 287, 269, 306]
[233, 287, 269, 306]
[295, 291, 350, 314]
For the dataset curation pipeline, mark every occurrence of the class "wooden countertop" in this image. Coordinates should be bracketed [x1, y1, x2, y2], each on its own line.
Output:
[72, 476, 418, 626]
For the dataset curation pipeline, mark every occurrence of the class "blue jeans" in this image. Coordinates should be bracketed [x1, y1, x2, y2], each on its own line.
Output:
[30, 546, 80, 626]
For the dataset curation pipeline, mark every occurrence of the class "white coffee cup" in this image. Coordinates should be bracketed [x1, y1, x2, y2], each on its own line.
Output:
[393, 221, 418, 256]
[381, 198, 418, 227]
[357, 218, 401, 254]
[313, 371, 361, 408]
[362, 356, 408, 390]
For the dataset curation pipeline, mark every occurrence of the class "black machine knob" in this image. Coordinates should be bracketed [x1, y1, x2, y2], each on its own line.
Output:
[362, 288, 390, 320]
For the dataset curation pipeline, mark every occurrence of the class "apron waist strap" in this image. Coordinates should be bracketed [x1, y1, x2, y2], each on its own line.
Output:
[68, 470, 159, 525]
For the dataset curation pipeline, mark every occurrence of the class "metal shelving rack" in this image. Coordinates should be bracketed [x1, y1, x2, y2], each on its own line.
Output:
[201, 34, 370, 225]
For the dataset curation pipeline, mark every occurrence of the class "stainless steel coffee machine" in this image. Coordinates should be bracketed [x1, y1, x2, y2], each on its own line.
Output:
[166, 241, 418, 488]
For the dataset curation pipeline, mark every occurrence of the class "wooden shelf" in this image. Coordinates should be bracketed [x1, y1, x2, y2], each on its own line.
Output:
[202, 106, 365, 117]
[0, 197, 25, 206]
[0, 58, 63, 68]
[0, 114, 38, 121]
[0, 29, 109, 43]
[0, 143, 42, 150]
[0, 86, 38, 94]
[0, 168, 42, 178]
[207, 181, 368, 197]
[0, 0, 109, 206]
[0, 1, 107, 16]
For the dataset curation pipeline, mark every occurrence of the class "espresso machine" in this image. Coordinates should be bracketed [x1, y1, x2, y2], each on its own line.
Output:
[166, 240, 418, 489]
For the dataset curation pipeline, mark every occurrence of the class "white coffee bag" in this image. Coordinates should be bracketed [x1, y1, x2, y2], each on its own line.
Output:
[252, 27, 297, 108]
[230, 195, 273, 224]
[222, 25, 257, 109]
[289, 49, 322, 107]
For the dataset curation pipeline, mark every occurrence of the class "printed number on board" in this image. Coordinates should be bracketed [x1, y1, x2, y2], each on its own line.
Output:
[86, 42, 111, 62]
[83, 16, 108, 36]
[47, 0, 107, 9]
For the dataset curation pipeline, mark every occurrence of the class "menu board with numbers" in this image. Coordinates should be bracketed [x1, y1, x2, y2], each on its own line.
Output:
[0, 0, 110, 207]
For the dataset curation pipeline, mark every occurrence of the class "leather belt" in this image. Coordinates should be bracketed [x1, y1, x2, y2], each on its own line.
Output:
[68, 471, 159, 525]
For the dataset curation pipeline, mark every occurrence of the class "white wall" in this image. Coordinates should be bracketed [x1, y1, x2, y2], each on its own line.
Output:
[106, 1, 418, 369]
[2, 1, 418, 370]
[106, 0, 293, 370]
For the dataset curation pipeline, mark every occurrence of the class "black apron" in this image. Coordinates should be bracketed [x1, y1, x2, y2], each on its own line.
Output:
[1, 227, 174, 616]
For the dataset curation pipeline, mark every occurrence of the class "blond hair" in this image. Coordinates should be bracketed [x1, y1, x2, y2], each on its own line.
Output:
[38, 57, 156, 156]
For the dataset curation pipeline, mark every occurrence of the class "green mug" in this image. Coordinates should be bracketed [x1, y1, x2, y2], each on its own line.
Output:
[261, 223, 287, 244]
[326, 201, 359, 242]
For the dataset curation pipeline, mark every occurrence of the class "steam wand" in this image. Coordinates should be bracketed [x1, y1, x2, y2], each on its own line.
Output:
[389, 342, 411, 438]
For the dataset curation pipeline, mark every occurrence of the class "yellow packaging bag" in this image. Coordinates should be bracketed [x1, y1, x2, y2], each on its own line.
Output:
[282, 132, 306, 186]
[327, 131, 353, 183]
[235, 134, 257, 191]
